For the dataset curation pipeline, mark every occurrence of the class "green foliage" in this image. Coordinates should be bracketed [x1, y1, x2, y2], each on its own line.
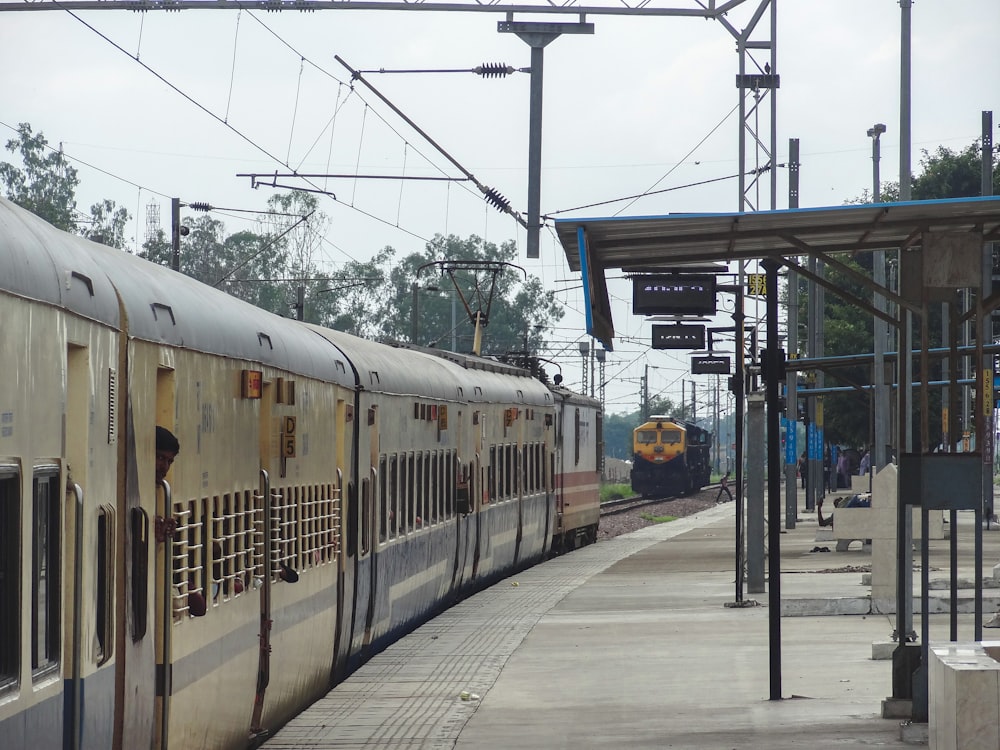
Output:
[812, 140, 1000, 449]
[83, 198, 131, 249]
[0, 123, 133, 246]
[600, 483, 631, 502]
[0, 123, 79, 231]
[379, 233, 564, 355]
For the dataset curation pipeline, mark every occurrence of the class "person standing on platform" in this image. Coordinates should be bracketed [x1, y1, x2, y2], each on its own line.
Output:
[859, 449, 871, 477]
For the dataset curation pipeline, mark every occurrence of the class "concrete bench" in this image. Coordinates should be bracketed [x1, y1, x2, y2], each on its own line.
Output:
[830, 493, 944, 552]
[832, 505, 872, 551]
[929, 641, 1000, 749]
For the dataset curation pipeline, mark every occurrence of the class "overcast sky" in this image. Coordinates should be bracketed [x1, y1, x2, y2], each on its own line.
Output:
[2, 0, 997, 417]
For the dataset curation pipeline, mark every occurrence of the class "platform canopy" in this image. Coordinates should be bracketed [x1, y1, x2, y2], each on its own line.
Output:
[554, 196, 1000, 350]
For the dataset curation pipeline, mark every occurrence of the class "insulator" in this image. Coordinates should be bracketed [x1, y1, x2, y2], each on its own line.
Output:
[475, 62, 514, 79]
[484, 187, 511, 213]
[188, 201, 212, 212]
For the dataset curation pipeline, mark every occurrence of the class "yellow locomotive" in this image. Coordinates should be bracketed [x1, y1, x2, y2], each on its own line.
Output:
[631, 416, 712, 498]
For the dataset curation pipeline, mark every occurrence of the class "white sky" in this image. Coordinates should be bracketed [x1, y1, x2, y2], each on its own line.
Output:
[2, 0, 997, 417]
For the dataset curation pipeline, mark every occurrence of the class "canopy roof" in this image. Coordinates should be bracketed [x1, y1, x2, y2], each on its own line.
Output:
[554, 196, 1000, 349]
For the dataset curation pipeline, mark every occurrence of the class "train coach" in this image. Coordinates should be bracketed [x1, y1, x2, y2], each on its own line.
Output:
[630, 415, 712, 498]
[0, 196, 601, 750]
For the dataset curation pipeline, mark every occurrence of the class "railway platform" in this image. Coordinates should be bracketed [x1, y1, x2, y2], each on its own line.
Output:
[262, 490, 1000, 749]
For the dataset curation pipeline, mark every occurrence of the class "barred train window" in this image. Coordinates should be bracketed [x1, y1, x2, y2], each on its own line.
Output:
[32, 468, 60, 678]
[0, 470, 19, 692]
[172, 498, 206, 621]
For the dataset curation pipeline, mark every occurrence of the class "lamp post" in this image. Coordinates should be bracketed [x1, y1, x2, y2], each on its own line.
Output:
[869, 123, 889, 472]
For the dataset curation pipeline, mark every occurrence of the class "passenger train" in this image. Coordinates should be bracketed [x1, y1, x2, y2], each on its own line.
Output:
[0, 196, 602, 750]
[630, 416, 712, 498]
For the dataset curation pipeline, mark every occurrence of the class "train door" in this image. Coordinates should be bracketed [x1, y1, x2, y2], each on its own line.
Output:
[152, 367, 175, 750]
[249, 380, 273, 742]
[64, 343, 89, 750]
[361, 403, 377, 648]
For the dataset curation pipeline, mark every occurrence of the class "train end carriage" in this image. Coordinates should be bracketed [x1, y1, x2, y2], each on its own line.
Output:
[550, 385, 602, 552]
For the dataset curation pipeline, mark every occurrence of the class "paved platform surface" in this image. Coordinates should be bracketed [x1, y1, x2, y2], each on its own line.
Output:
[262, 489, 1000, 749]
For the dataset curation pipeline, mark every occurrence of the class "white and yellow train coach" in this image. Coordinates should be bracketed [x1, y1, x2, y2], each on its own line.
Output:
[0, 196, 601, 750]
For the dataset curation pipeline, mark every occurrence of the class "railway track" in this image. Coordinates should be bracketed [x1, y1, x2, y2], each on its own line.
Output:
[600, 486, 720, 516]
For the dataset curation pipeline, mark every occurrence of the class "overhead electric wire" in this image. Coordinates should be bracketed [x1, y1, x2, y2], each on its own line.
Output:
[613, 99, 742, 216]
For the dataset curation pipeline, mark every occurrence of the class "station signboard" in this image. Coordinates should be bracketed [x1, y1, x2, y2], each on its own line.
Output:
[652, 324, 705, 350]
[633, 274, 717, 316]
[691, 355, 731, 374]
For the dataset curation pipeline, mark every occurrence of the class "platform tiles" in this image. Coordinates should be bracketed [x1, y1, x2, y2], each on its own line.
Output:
[260, 509, 722, 750]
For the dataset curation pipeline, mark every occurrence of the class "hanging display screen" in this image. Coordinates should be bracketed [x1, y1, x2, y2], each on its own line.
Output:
[632, 274, 717, 316]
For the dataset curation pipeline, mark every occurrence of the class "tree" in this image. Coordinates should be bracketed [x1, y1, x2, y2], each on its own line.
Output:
[0, 122, 133, 247]
[803, 140, 1000, 449]
[83, 198, 131, 250]
[379, 233, 565, 355]
[0, 122, 80, 231]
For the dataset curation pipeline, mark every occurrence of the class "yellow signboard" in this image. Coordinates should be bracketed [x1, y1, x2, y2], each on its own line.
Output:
[747, 273, 767, 296]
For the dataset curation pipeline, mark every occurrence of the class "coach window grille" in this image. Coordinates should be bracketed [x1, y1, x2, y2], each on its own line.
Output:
[574, 409, 581, 466]
[414, 452, 424, 529]
[0, 469, 20, 692]
[31, 467, 60, 678]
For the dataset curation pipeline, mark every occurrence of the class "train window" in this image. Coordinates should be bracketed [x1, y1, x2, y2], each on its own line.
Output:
[96, 505, 115, 665]
[505, 445, 514, 499]
[172, 498, 206, 621]
[424, 452, 436, 526]
[596, 411, 604, 470]
[406, 454, 416, 532]
[388, 456, 398, 538]
[428, 453, 438, 525]
[272, 489, 298, 576]
[0, 470, 20, 693]
[360, 479, 371, 554]
[415, 453, 423, 529]
[636, 431, 658, 445]
[488, 447, 496, 504]
[445, 452, 454, 518]
[379, 456, 388, 543]
[395, 458, 404, 533]
[574, 409, 581, 466]
[130, 508, 148, 640]
[662, 431, 682, 445]
[31, 468, 61, 679]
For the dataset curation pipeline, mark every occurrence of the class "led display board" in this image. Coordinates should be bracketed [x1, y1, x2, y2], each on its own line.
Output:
[652, 324, 705, 350]
[691, 355, 731, 375]
[632, 274, 717, 316]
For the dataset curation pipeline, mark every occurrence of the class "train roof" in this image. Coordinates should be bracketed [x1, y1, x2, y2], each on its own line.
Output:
[0, 196, 123, 326]
[0, 197, 588, 409]
[0, 198, 338, 385]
